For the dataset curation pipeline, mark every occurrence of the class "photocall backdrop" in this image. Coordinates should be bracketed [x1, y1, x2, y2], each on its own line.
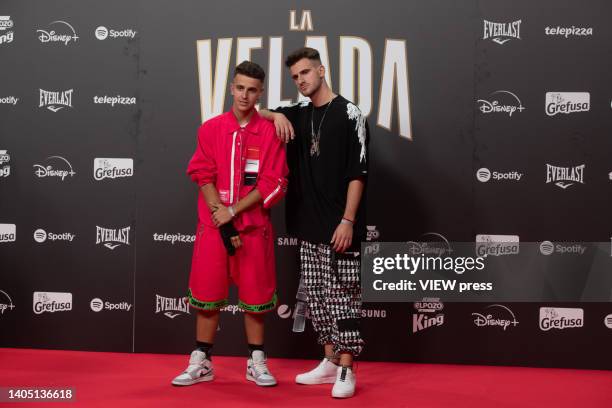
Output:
[1, 0, 611, 370]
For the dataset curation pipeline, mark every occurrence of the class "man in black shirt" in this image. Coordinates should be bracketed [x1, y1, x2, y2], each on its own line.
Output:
[261, 47, 369, 398]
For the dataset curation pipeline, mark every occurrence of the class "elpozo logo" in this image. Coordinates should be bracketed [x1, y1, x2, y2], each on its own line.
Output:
[0, 16, 14, 46]
[33, 156, 76, 181]
[0, 224, 16, 243]
[96, 226, 131, 250]
[366, 225, 380, 241]
[539, 307, 583, 331]
[37, 20, 79, 45]
[476, 167, 523, 183]
[0, 150, 10, 178]
[546, 164, 584, 189]
[482, 19, 521, 45]
[413, 297, 444, 334]
[475, 234, 519, 257]
[545, 92, 590, 116]
[93, 158, 133, 181]
[94, 25, 137, 40]
[39, 89, 73, 112]
[33, 291, 72, 315]
[477, 90, 525, 117]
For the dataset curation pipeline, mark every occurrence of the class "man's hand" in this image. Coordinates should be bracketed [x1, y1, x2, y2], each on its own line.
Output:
[331, 222, 353, 253]
[273, 112, 295, 143]
[211, 205, 233, 226]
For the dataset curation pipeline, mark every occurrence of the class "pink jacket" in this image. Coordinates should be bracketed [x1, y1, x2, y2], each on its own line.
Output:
[187, 110, 288, 231]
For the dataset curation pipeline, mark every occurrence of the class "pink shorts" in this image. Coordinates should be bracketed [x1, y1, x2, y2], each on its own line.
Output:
[188, 223, 277, 313]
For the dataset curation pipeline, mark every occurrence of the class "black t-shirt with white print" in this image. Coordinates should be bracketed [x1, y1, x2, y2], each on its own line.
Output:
[273, 95, 369, 250]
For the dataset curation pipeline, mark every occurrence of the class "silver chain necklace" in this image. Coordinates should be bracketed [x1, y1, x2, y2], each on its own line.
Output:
[310, 96, 335, 157]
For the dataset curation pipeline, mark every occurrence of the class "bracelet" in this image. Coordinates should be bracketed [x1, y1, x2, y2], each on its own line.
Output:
[340, 217, 354, 225]
[228, 206, 236, 218]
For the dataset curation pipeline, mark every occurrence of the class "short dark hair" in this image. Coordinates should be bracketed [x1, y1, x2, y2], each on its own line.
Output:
[285, 47, 321, 68]
[234, 60, 265, 82]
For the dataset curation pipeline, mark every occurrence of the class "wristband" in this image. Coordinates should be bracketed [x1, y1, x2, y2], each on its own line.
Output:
[228, 205, 236, 218]
[341, 217, 354, 225]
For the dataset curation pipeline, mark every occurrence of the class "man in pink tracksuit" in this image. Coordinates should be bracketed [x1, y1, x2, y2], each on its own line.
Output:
[172, 61, 288, 387]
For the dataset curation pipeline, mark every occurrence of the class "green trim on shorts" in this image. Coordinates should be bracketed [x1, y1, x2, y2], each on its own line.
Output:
[188, 289, 228, 311]
[238, 293, 278, 313]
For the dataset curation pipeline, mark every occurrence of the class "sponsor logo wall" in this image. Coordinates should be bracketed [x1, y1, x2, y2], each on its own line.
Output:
[1, 2, 611, 370]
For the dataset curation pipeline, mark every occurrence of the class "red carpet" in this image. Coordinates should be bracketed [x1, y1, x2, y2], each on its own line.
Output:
[1, 348, 611, 407]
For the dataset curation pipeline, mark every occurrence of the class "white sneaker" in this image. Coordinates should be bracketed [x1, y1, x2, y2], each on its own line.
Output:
[295, 358, 338, 385]
[331, 366, 356, 398]
[171, 350, 214, 386]
[246, 350, 277, 386]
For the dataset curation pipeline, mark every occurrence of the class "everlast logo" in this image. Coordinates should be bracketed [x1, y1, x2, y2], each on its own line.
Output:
[96, 226, 130, 250]
[483, 20, 522, 44]
[39, 89, 73, 112]
[155, 295, 190, 319]
[546, 164, 585, 189]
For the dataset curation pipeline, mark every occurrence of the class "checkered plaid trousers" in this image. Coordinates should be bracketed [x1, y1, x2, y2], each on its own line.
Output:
[300, 240, 364, 356]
